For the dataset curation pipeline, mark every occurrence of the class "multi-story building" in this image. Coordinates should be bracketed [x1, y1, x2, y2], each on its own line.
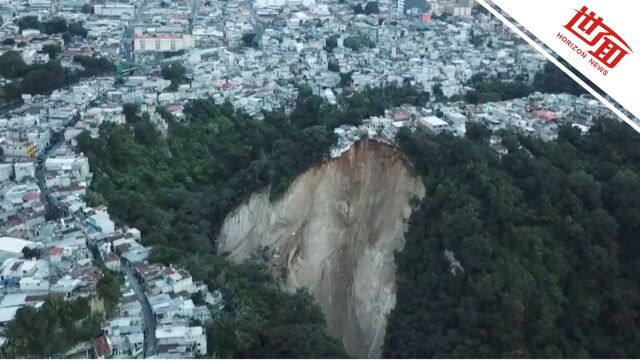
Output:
[0, 140, 37, 159]
[94, 4, 136, 19]
[134, 34, 195, 53]
[155, 326, 207, 355]
[44, 152, 91, 189]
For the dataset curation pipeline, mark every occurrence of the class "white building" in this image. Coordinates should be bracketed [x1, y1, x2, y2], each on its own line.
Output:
[44, 154, 91, 188]
[44, 156, 90, 177]
[0, 238, 37, 263]
[27, 128, 51, 155]
[19, 277, 50, 291]
[0, 258, 40, 280]
[163, 267, 195, 294]
[134, 34, 195, 53]
[85, 211, 115, 234]
[0, 306, 20, 327]
[28, 0, 51, 10]
[397, 0, 405, 17]
[0, 140, 37, 158]
[94, 4, 136, 19]
[0, 164, 13, 182]
[419, 116, 450, 134]
[14, 163, 35, 182]
[155, 326, 207, 355]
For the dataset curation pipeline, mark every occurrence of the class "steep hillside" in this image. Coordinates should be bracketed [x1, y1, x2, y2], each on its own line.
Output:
[218, 141, 425, 358]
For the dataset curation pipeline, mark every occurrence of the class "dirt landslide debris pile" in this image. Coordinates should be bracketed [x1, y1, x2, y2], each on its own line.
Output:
[218, 141, 425, 358]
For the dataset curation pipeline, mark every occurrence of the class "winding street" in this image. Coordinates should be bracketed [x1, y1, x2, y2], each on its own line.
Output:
[122, 263, 158, 357]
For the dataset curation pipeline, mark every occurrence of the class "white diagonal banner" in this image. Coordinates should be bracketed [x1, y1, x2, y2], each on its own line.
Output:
[477, 0, 640, 132]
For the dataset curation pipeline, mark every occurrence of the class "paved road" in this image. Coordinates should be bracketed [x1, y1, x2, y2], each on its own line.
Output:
[189, 0, 198, 33]
[35, 131, 66, 210]
[122, 0, 150, 63]
[244, 0, 264, 41]
[123, 264, 158, 357]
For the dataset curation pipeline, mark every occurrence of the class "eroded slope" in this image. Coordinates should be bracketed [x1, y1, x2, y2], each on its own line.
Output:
[218, 141, 425, 358]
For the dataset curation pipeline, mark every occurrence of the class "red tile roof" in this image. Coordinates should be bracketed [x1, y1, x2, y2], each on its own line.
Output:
[23, 193, 40, 202]
[48, 247, 64, 256]
[92, 335, 111, 358]
[534, 110, 560, 121]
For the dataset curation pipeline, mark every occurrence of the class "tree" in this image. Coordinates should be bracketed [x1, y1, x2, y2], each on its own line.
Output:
[85, 191, 106, 207]
[558, 123, 581, 144]
[464, 79, 533, 104]
[432, 82, 444, 101]
[1, 295, 101, 357]
[17, 16, 42, 32]
[465, 122, 490, 143]
[327, 61, 340, 73]
[74, 56, 116, 77]
[42, 44, 62, 59]
[0, 51, 26, 78]
[97, 271, 123, 317]
[80, 87, 640, 360]
[122, 103, 141, 124]
[343, 35, 374, 51]
[62, 32, 72, 45]
[501, 133, 520, 152]
[43, 17, 67, 34]
[21, 65, 66, 95]
[386, 118, 640, 358]
[354, 4, 365, 14]
[81, 3, 93, 13]
[532, 61, 587, 96]
[45, 206, 62, 221]
[469, 30, 485, 47]
[241, 32, 258, 48]
[161, 63, 186, 91]
[324, 35, 338, 52]
[21, 246, 40, 259]
[339, 72, 353, 87]
[2, 38, 15, 46]
[133, 115, 160, 146]
[191, 291, 206, 305]
[364, 1, 379, 14]
[67, 21, 88, 38]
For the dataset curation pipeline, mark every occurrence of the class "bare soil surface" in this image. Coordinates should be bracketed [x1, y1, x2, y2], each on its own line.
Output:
[218, 141, 425, 358]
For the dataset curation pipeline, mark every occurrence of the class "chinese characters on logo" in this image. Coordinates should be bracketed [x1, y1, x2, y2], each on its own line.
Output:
[564, 6, 632, 69]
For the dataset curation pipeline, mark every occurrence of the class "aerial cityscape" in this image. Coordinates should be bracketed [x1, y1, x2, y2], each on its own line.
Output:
[0, 0, 639, 358]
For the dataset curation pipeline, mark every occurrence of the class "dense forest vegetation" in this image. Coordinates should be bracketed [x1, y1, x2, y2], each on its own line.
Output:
[17, 16, 88, 40]
[0, 50, 116, 104]
[78, 96, 339, 357]
[74, 69, 637, 358]
[184, 255, 347, 358]
[17, 52, 631, 358]
[460, 61, 588, 104]
[0, 295, 102, 357]
[75, 85, 432, 357]
[384, 119, 640, 357]
[0, 269, 122, 357]
[0, 51, 74, 102]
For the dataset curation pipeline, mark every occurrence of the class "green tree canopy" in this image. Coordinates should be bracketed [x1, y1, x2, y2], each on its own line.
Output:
[161, 62, 186, 91]
[1, 295, 102, 358]
[241, 32, 259, 48]
[384, 118, 640, 358]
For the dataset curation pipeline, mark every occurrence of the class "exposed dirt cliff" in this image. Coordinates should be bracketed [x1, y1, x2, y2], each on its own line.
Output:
[217, 141, 425, 358]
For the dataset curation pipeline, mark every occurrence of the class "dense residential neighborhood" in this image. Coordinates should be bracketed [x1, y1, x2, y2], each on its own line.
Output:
[0, 0, 634, 358]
